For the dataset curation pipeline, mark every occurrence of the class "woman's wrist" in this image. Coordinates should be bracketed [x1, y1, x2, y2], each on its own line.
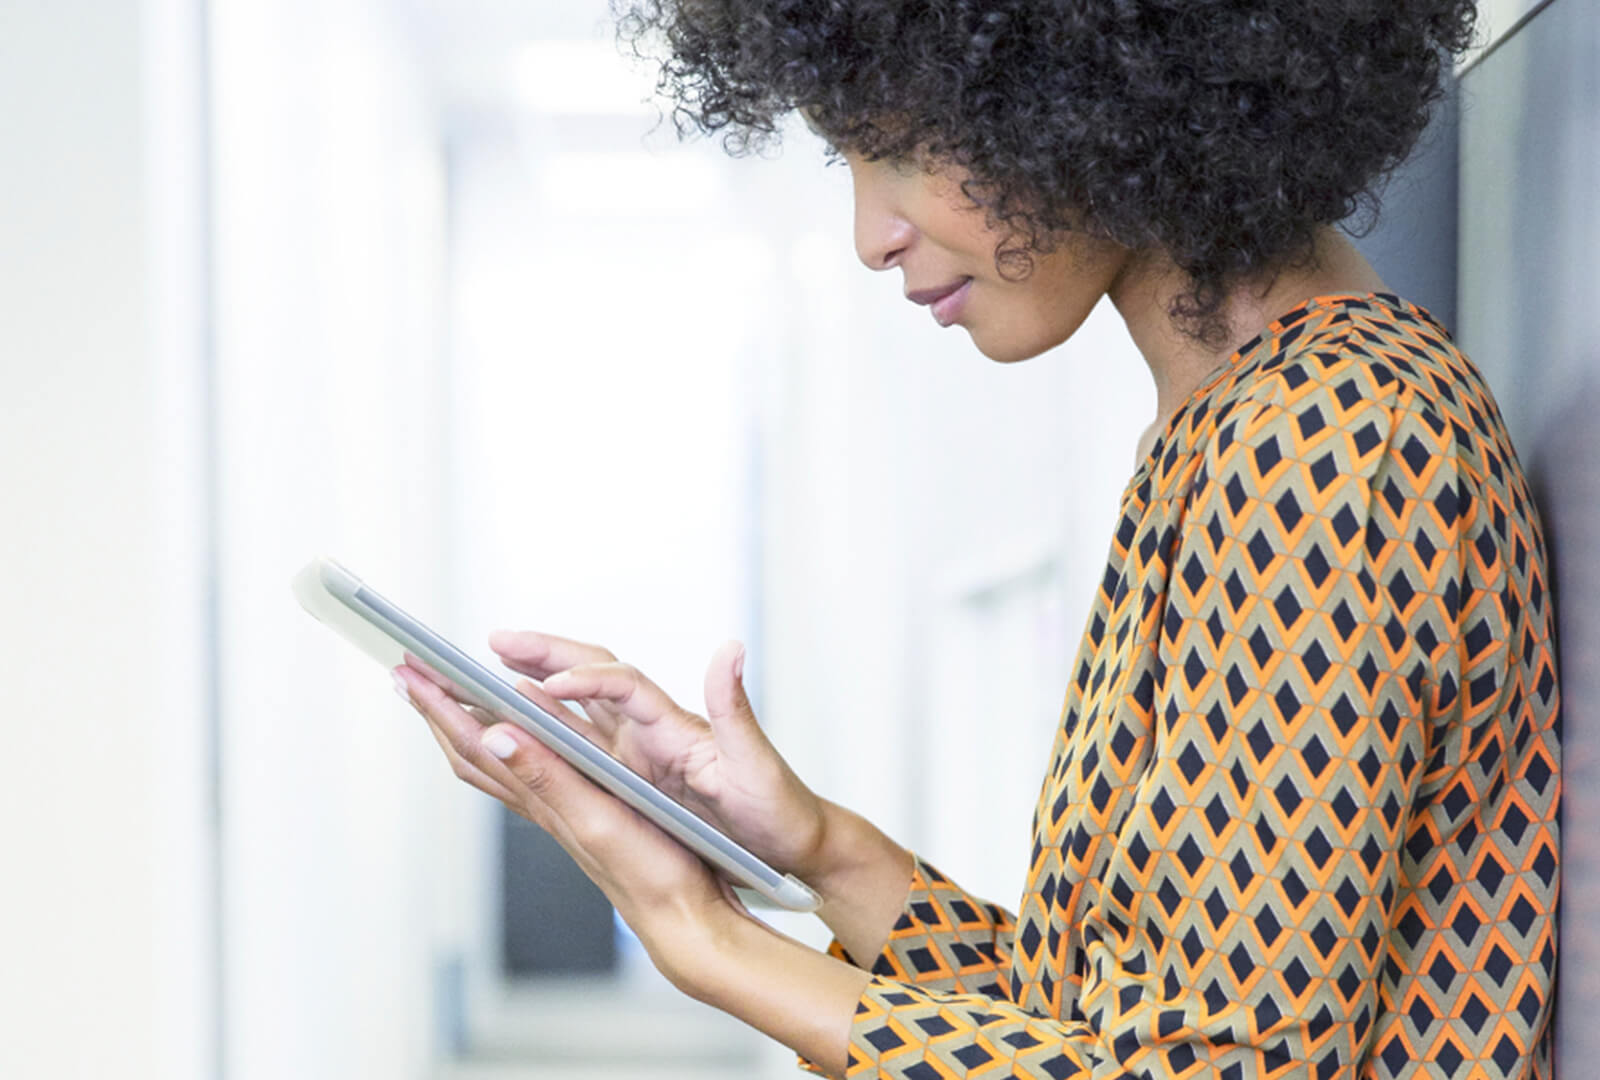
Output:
[662, 901, 871, 1078]
[633, 795, 914, 997]
[638, 892, 749, 1000]
[802, 799, 912, 904]
[799, 800, 917, 965]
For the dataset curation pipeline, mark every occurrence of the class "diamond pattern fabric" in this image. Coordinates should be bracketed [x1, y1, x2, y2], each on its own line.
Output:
[818, 294, 1560, 1079]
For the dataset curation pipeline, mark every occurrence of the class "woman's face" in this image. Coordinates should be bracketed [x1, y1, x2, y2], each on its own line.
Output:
[844, 151, 1131, 363]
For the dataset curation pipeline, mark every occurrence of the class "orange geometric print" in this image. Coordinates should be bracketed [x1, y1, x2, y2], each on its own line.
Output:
[834, 294, 1560, 1080]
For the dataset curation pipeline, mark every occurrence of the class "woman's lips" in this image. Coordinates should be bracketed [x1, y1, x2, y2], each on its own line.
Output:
[907, 277, 973, 327]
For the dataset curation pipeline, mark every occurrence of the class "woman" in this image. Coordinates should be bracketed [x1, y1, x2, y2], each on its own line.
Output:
[393, 2, 1561, 1076]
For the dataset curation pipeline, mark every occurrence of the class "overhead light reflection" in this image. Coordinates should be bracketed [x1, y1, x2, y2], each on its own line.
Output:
[511, 40, 658, 116]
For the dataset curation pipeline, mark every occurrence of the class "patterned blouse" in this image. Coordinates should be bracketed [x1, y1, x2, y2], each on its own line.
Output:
[822, 294, 1560, 1079]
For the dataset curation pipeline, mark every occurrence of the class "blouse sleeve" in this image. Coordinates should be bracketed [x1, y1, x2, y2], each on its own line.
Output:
[823, 370, 1504, 1079]
[798, 858, 1019, 1075]
[835, 857, 1017, 996]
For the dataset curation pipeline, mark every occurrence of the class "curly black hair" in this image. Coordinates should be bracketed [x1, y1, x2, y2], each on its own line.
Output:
[615, 0, 1475, 344]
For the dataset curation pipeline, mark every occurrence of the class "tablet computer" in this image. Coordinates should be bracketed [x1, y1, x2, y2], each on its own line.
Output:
[292, 556, 821, 913]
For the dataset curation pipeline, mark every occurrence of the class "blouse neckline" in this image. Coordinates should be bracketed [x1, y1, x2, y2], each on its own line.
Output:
[1124, 291, 1436, 491]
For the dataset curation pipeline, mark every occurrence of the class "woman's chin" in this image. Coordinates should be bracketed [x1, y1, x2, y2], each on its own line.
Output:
[970, 325, 1071, 365]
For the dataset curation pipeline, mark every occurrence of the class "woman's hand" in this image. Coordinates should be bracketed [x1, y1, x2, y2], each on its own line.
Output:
[397, 651, 874, 1076]
[392, 660, 740, 985]
[486, 633, 834, 884]
[405, 632, 915, 973]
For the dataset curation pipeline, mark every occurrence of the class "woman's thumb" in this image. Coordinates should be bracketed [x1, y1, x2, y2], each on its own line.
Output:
[704, 639, 761, 748]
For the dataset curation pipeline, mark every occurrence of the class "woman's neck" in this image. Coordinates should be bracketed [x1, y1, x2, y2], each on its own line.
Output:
[1109, 228, 1389, 461]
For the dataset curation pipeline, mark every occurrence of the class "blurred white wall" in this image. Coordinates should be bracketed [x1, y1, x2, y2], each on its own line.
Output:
[208, 0, 457, 1076]
[0, 1, 213, 1076]
[446, 122, 764, 737]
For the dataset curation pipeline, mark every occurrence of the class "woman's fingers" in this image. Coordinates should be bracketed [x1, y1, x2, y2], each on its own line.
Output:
[573, 699, 625, 738]
[540, 661, 690, 727]
[398, 664, 728, 937]
[488, 632, 634, 735]
[400, 666, 595, 847]
[489, 629, 616, 678]
[476, 723, 613, 842]
[472, 715, 662, 884]
[701, 640, 768, 760]
[475, 719, 723, 926]
[419, 710, 522, 805]
[398, 667, 523, 803]
[402, 652, 472, 701]
[503, 676, 619, 749]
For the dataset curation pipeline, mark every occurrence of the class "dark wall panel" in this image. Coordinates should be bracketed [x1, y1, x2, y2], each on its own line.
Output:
[501, 811, 618, 976]
[1350, 81, 1461, 332]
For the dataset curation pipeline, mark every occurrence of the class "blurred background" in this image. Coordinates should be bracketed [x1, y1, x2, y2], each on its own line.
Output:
[2, 1, 1592, 1078]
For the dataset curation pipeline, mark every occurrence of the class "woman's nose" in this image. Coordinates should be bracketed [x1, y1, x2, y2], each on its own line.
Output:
[851, 169, 915, 271]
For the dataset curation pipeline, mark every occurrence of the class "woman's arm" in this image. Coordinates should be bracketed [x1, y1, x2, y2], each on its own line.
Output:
[660, 900, 874, 1076]
[802, 797, 919, 966]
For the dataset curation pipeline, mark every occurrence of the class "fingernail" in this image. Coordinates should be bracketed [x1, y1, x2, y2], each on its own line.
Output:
[392, 671, 412, 703]
[483, 731, 518, 760]
[733, 645, 746, 681]
[488, 630, 512, 652]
